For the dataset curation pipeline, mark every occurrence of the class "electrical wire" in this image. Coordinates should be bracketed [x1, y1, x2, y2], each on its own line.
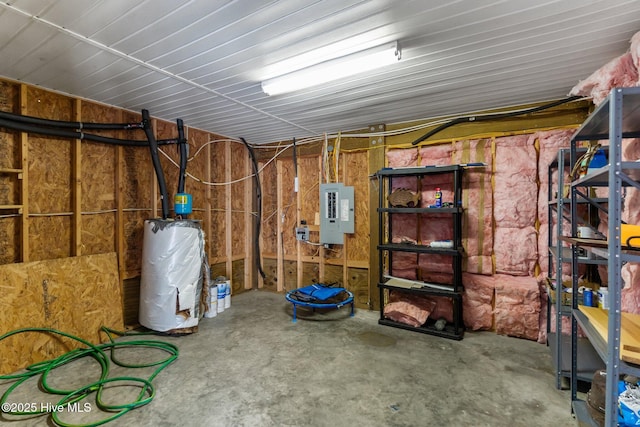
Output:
[240, 137, 266, 280]
[409, 96, 583, 145]
[0, 327, 178, 427]
[141, 110, 169, 219]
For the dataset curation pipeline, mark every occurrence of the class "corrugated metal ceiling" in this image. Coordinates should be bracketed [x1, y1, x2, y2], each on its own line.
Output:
[1, 0, 639, 144]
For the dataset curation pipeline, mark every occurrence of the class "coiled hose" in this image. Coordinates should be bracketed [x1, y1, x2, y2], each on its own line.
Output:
[0, 327, 178, 427]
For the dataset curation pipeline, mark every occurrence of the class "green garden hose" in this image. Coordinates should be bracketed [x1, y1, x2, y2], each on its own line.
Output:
[0, 326, 178, 427]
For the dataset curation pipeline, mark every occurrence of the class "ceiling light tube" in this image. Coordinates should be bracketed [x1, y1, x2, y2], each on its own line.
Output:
[261, 41, 401, 96]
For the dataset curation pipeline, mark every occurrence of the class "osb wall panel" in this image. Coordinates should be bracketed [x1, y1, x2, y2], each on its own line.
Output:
[0, 253, 123, 375]
[209, 141, 226, 260]
[27, 87, 73, 121]
[122, 277, 141, 327]
[80, 102, 118, 212]
[26, 88, 74, 261]
[210, 262, 227, 281]
[0, 80, 20, 264]
[324, 264, 344, 287]
[298, 156, 319, 257]
[261, 257, 278, 291]
[186, 128, 209, 226]
[82, 214, 116, 255]
[260, 160, 278, 255]
[28, 212, 72, 261]
[122, 212, 146, 275]
[0, 80, 19, 168]
[283, 259, 297, 293]
[343, 151, 369, 263]
[121, 110, 152, 274]
[231, 259, 245, 294]
[348, 267, 369, 308]
[28, 134, 72, 214]
[79, 102, 120, 255]
[157, 118, 180, 215]
[0, 219, 18, 264]
[279, 158, 297, 259]
[0, 154, 19, 203]
[230, 142, 245, 257]
[301, 261, 320, 285]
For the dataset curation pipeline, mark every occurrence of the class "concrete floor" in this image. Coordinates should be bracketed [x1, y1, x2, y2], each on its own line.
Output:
[1, 290, 577, 427]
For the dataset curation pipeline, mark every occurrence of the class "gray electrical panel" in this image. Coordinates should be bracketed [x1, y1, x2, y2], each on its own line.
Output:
[319, 183, 354, 244]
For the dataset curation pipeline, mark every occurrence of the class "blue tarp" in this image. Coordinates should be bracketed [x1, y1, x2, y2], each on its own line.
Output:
[289, 284, 346, 302]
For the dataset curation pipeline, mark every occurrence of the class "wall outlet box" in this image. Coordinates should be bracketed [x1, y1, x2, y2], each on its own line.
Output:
[295, 227, 309, 241]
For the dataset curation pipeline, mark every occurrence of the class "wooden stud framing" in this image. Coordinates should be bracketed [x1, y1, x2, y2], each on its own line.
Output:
[276, 160, 284, 292]
[71, 99, 82, 256]
[115, 109, 126, 294]
[19, 84, 29, 262]
[245, 148, 254, 289]
[368, 124, 386, 310]
[342, 153, 349, 290]
[317, 156, 325, 282]
[206, 134, 212, 266]
[225, 141, 233, 278]
[296, 159, 303, 289]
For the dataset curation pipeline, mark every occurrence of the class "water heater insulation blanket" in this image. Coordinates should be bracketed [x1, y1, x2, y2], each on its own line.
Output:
[139, 219, 205, 332]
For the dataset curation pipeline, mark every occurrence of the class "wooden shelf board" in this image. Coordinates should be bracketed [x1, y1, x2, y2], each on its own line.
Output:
[579, 306, 640, 365]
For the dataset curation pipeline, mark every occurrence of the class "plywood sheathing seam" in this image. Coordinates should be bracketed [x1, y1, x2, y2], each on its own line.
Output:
[0, 253, 123, 375]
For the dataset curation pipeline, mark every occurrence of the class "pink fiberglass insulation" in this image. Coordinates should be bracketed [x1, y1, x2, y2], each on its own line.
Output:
[494, 274, 541, 341]
[390, 269, 418, 280]
[389, 291, 456, 324]
[494, 134, 537, 228]
[390, 252, 418, 280]
[385, 290, 437, 327]
[420, 175, 454, 207]
[418, 144, 454, 166]
[384, 299, 436, 328]
[452, 139, 493, 275]
[390, 176, 418, 192]
[389, 251, 418, 270]
[623, 138, 640, 161]
[622, 264, 640, 314]
[569, 52, 638, 105]
[386, 148, 420, 247]
[461, 273, 495, 331]
[427, 296, 454, 323]
[535, 130, 573, 277]
[538, 221, 572, 280]
[631, 30, 640, 70]
[418, 144, 455, 208]
[387, 148, 418, 167]
[494, 135, 538, 276]
[417, 253, 453, 275]
[420, 272, 454, 285]
[390, 214, 418, 244]
[494, 226, 538, 276]
[419, 213, 453, 245]
[387, 148, 418, 191]
[622, 263, 640, 315]
[547, 309, 588, 341]
[389, 291, 453, 322]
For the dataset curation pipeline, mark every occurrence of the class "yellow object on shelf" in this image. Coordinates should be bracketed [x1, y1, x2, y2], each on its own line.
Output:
[579, 306, 640, 365]
[621, 224, 640, 248]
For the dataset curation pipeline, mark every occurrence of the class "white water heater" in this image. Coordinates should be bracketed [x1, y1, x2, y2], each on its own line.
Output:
[139, 219, 205, 332]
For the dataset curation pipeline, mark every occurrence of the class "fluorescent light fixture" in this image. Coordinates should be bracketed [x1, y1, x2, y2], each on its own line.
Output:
[261, 41, 401, 96]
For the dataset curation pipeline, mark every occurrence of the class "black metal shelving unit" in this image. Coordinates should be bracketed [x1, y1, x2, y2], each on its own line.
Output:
[546, 147, 605, 390]
[375, 164, 468, 340]
[567, 87, 640, 427]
